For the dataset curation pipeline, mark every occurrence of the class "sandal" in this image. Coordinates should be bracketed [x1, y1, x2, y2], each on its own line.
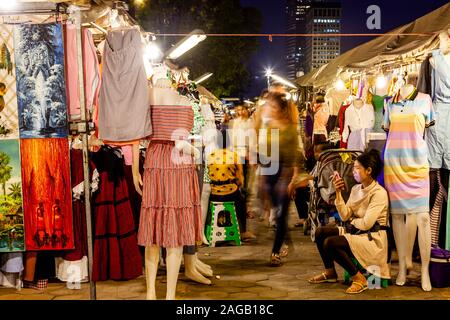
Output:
[346, 281, 368, 294]
[308, 272, 338, 284]
[279, 245, 289, 258]
[270, 253, 282, 267]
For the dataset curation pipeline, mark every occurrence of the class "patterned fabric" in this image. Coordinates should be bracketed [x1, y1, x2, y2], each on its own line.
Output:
[150, 105, 193, 141]
[430, 170, 446, 246]
[190, 102, 205, 136]
[383, 89, 434, 214]
[207, 149, 242, 196]
[0, 25, 18, 139]
[138, 142, 202, 248]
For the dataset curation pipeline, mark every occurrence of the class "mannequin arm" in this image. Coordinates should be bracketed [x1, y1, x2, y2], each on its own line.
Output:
[351, 191, 387, 231]
[175, 140, 201, 161]
[132, 143, 143, 196]
[342, 108, 350, 143]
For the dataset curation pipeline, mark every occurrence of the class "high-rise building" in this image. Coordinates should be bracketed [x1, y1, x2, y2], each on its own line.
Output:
[285, 0, 312, 80]
[305, 2, 341, 73]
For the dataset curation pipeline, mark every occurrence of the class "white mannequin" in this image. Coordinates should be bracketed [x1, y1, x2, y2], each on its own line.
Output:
[430, 30, 450, 68]
[145, 72, 202, 300]
[199, 97, 219, 245]
[391, 83, 432, 292]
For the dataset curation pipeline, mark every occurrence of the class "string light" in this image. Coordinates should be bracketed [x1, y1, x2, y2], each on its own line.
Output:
[376, 74, 387, 89]
[0, 0, 17, 10]
[335, 79, 345, 90]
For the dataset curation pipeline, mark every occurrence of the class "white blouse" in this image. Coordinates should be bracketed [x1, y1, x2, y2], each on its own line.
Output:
[342, 103, 375, 143]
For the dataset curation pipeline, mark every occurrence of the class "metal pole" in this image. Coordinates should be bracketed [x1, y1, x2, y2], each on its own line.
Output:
[74, 11, 96, 300]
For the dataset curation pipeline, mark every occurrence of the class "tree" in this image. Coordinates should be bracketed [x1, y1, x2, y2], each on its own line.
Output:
[0, 152, 12, 200]
[136, 0, 262, 98]
[8, 183, 21, 200]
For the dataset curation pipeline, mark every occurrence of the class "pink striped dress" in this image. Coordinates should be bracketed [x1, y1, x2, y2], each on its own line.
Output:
[138, 105, 203, 248]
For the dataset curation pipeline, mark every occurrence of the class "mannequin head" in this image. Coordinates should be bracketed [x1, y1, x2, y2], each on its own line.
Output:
[354, 98, 364, 108]
[354, 149, 382, 186]
[399, 84, 415, 100]
[439, 29, 450, 52]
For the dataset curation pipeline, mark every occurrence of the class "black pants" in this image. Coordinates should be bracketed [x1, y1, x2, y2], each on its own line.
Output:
[263, 167, 292, 255]
[315, 227, 358, 276]
[210, 189, 247, 232]
[294, 187, 309, 220]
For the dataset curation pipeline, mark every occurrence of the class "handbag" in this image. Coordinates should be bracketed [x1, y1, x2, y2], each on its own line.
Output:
[429, 246, 450, 288]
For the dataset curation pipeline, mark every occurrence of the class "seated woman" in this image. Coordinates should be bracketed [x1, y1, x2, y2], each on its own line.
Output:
[307, 149, 390, 294]
[207, 130, 256, 241]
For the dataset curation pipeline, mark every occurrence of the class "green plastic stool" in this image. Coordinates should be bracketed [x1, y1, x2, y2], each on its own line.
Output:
[205, 201, 241, 247]
[343, 258, 389, 288]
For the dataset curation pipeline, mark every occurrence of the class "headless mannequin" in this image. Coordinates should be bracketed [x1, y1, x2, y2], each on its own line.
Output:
[391, 83, 432, 292]
[145, 68, 209, 299]
[199, 97, 219, 245]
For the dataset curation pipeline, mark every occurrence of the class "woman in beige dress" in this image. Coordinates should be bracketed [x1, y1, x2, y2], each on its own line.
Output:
[307, 149, 391, 294]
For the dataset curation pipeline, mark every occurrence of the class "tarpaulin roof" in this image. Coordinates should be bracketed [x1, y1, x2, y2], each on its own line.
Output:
[297, 3, 450, 88]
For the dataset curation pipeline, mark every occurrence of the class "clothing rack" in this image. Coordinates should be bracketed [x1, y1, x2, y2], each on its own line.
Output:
[2, 4, 97, 300]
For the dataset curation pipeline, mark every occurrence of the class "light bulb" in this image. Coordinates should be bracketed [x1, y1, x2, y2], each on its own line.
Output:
[145, 42, 162, 61]
[0, 0, 17, 10]
[376, 75, 387, 89]
[335, 79, 345, 90]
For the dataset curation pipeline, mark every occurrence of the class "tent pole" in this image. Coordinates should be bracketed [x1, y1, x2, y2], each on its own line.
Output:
[75, 13, 96, 300]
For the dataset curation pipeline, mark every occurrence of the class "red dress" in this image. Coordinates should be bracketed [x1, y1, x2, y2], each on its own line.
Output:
[91, 146, 142, 281]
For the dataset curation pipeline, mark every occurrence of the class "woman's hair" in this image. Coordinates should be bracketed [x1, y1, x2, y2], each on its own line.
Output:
[265, 91, 299, 124]
[216, 129, 231, 150]
[356, 149, 383, 180]
[315, 95, 325, 103]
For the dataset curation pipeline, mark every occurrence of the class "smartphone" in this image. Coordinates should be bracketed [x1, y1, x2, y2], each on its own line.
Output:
[333, 171, 341, 180]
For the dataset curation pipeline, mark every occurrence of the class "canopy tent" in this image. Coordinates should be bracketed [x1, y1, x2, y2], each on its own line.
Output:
[297, 3, 450, 88]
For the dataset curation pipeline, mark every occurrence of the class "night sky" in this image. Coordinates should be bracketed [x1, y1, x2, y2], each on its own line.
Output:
[240, 0, 449, 98]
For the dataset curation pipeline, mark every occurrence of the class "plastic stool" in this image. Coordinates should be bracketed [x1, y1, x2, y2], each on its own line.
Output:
[205, 201, 241, 247]
[343, 258, 389, 288]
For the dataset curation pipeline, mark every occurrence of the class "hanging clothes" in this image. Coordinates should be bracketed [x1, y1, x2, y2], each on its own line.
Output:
[426, 49, 450, 170]
[325, 87, 351, 116]
[371, 94, 387, 133]
[98, 28, 151, 141]
[56, 149, 99, 283]
[383, 88, 435, 215]
[429, 169, 448, 246]
[338, 102, 351, 149]
[64, 24, 101, 121]
[0, 253, 23, 288]
[91, 146, 142, 281]
[342, 102, 374, 150]
[313, 103, 330, 139]
[138, 81, 202, 248]
[417, 56, 432, 95]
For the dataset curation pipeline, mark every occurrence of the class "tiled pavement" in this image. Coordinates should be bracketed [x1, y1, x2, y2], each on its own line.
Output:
[1, 205, 449, 300]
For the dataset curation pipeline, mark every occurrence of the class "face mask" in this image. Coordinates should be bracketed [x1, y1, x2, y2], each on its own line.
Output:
[353, 171, 361, 183]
